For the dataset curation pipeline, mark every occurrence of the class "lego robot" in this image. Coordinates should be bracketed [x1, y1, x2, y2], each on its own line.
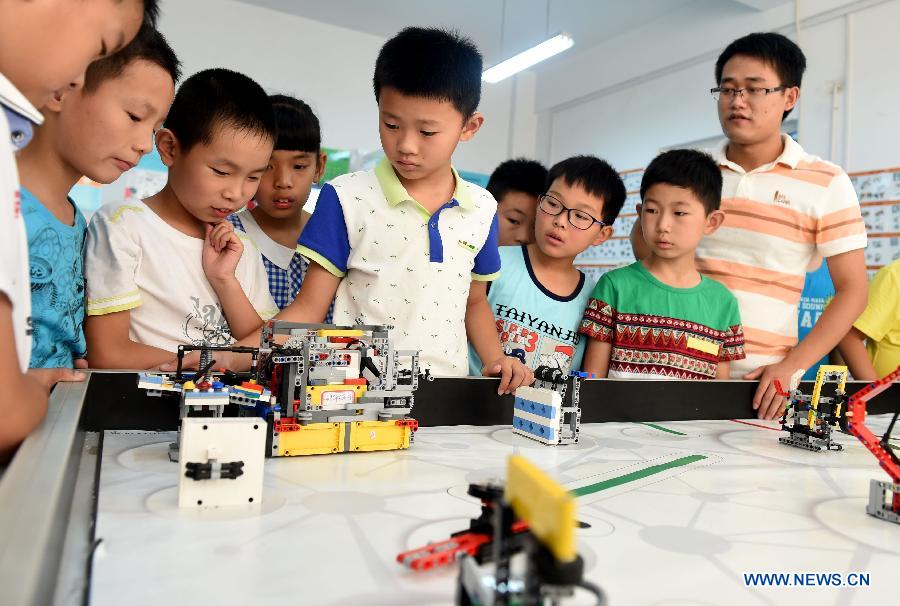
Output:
[842, 365, 900, 524]
[397, 455, 605, 605]
[511, 368, 588, 446]
[137, 321, 423, 508]
[776, 365, 848, 452]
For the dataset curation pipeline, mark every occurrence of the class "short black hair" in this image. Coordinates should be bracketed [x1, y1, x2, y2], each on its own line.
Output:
[142, 0, 160, 26]
[374, 27, 482, 118]
[164, 68, 275, 153]
[270, 94, 321, 155]
[546, 155, 626, 226]
[487, 158, 548, 203]
[640, 149, 723, 214]
[715, 32, 806, 121]
[83, 22, 181, 92]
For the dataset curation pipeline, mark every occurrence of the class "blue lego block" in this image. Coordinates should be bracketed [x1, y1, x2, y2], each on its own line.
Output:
[513, 396, 557, 420]
[138, 373, 164, 385]
[512, 416, 558, 442]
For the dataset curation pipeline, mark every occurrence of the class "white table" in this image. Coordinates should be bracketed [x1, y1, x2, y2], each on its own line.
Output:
[89, 418, 900, 605]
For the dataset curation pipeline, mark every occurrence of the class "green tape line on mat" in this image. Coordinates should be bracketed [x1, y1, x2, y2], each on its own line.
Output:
[637, 422, 687, 436]
[570, 454, 707, 498]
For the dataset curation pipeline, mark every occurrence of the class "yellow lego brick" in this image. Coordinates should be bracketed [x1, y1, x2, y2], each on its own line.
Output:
[348, 420, 411, 452]
[316, 329, 365, 337]
[306, 384, 367, 406]
[504, 455, 576, 563]
[277, 422, 345, 456]
[809, 364, 849, 425]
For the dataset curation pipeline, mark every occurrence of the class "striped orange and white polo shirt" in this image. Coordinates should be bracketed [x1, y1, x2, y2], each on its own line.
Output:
[696, 134, 867, 377]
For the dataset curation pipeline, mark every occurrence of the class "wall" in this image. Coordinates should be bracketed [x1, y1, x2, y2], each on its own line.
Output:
[533, 0, 900, 173]
[156, 0, 534, 176]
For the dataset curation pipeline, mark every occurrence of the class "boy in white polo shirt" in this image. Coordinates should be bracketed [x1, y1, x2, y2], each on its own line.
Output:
[205, 28, 533, 393]
[295, 27, 531, 391]
[631, 33, 867, 419]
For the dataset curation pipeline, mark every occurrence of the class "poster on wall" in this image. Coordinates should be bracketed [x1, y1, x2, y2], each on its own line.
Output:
[574, 168, 643, 286]
[849, 167, 900, 278]
[574, 165, 900, 286]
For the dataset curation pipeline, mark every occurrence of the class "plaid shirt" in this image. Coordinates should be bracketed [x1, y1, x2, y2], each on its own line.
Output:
[228, 212, 333, 321]
[227, 213, 306, 310]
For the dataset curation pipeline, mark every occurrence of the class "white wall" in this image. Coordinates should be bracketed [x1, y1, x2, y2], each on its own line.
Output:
[157, 0, 900, 176]
[158, 0, 385, 155]
[156, 0, 534, 176]
[533, 0, 900, 173]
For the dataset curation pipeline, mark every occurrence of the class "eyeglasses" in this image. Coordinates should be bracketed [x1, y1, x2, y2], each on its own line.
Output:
[538, 194, 605, 230]
[710, 85, 787, 102]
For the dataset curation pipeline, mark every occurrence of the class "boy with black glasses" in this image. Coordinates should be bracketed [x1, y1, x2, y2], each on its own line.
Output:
[470, 155, 625, 376]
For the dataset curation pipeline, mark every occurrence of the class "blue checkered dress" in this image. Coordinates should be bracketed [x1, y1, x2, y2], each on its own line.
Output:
[228, 213, 333, 321]
[227, 214, 306, 310]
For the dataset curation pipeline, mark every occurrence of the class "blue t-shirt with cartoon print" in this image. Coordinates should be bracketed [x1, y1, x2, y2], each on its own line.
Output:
[469, 244, 592, 376]
[21, 186, 87, 368]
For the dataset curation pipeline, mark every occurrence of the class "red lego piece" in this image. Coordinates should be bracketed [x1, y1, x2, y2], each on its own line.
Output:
[395, 419, 419, 431]
[845, 366, 900, 513]
[773, 379, 790, 398]
[330, 337, 357, 343]
[396, 533, 491, 571]
[239, 381, 264, 393]
[344, 378, 367, 385]
[396, 520, 527, 571]
[274, 419, 300, 433]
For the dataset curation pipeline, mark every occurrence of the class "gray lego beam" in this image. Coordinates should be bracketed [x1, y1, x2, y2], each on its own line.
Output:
[0, 380, 91, 606]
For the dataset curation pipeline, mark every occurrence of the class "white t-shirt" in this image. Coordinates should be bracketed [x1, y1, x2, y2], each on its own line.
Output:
[84, 199, 278, 353]
[0, 73, 43, 371]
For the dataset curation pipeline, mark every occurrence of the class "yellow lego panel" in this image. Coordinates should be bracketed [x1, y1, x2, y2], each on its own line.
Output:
[809, 365, 849, 425]
[505, 455, 576, 562]
[277, 422, 345, 456]
[316, 329, 365, 337]
[306, 384, 367, 407]
[348, 421, 411, 452]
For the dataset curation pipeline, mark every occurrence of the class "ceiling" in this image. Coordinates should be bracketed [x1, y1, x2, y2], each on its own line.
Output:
[235, 0, 792, 69]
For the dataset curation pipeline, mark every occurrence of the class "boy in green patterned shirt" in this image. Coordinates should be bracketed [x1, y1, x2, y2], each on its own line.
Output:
[581, 149, 745, 379]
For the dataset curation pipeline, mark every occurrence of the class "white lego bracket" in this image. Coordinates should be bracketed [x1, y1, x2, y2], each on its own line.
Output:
[178, 417, 266, 509]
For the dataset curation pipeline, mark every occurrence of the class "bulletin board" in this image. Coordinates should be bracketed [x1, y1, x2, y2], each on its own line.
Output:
[848, 166, 900, 278]
[575, 165, 900, 287]
[573, 168, 643, 287]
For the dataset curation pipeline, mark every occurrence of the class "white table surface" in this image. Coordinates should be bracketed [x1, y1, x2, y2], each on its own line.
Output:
[89, 417, 900, 606]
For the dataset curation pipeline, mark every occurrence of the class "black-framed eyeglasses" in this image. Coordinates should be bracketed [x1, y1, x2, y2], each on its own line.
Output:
[538, 194, 605, 230]
[710, 85, 787, 102]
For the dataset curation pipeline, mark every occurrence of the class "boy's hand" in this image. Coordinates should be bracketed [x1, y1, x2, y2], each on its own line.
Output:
[743, 360, 803, 420]
[202, 222, 244, 285]
[482, 356, 534, 395]
[157, 349, 249, 373]
[27, 368, 87, 391]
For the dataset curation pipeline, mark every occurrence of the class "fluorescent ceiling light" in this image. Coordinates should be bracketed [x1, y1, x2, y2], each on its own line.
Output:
[482, 33, 574, 83]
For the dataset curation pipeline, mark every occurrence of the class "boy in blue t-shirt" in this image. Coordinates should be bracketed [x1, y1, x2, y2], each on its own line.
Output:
[470, 156, 625, 376]
[16, 23, 179, 368]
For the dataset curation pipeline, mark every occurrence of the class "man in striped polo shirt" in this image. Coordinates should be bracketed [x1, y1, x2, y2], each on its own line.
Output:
[632, 33, 867, 420]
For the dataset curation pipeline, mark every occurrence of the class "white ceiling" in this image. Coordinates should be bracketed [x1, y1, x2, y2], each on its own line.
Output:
[235, 0, 791, 69]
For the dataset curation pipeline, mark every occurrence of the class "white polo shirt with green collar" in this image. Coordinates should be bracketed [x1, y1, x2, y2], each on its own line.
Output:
[297, 157, 500, 376]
